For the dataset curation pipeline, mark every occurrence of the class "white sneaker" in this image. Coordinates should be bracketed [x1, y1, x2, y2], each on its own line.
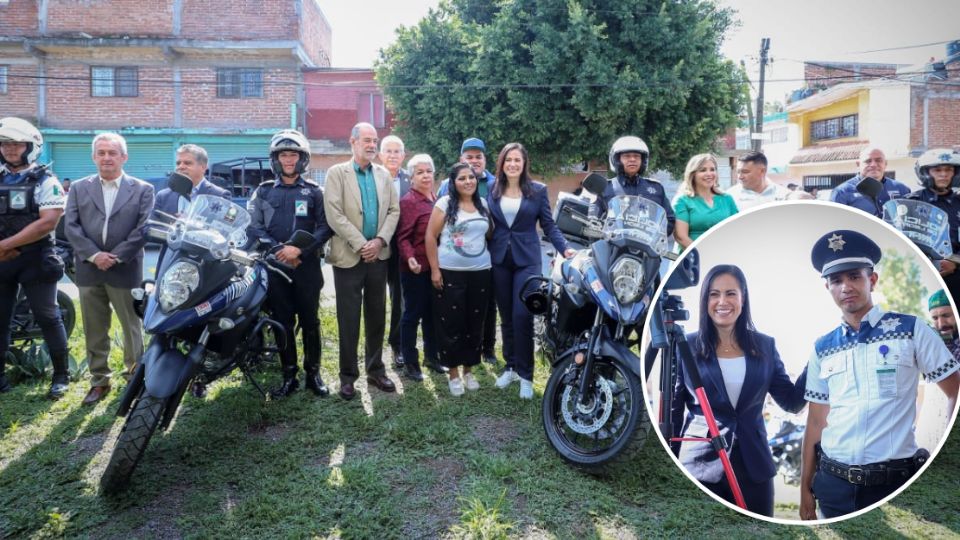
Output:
[519, 379, 534, 400]
[463, 372, 480, 391]
[495, 369, 520, 389]
[448, 377, 465, 396]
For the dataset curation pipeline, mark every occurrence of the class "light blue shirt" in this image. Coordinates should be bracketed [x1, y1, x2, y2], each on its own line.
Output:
[805, 306, 957, 464]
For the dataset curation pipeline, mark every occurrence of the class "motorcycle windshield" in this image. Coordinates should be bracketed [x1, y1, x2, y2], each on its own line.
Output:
[167, 194, 251, 255]
[603, 196, 669, 256]
[881, 199, 952, 259]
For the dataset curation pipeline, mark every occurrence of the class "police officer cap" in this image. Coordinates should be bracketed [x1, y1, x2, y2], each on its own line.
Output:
[811, 229, 881, 278]
[929, 290, 952, 310]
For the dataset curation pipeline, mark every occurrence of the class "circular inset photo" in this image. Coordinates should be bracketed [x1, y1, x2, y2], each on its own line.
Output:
[642, 201, 960, 524]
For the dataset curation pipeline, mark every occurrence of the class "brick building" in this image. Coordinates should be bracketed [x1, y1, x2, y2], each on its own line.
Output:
[786, 48, 960, 194]
[0, 0, 331, 183]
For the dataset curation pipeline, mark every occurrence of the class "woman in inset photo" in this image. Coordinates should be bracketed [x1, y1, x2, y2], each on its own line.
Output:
[670, 264, 807, 517]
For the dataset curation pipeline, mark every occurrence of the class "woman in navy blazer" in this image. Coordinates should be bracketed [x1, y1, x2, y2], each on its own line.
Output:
[489, 143, 574, 399]
[670, 264, 806, 516]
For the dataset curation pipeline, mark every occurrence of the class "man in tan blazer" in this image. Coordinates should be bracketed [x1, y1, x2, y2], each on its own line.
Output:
[324, 122, 400, 400]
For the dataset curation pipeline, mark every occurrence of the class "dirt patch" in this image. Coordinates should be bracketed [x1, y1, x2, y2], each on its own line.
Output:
[113, 484, 190, 540]
[246, 420, 290, 442]
[397, 456, 466, 538]
[468, 416, 522, 452]
[66, 432, 108, 465]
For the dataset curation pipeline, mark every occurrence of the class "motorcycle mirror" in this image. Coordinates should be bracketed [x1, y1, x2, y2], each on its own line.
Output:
[665, 248, 700, 290]
[581, 173, 608, 196]
[287, 229, 315, 249]
[856, 177, 883, 199]
[167, 172, 194, 199]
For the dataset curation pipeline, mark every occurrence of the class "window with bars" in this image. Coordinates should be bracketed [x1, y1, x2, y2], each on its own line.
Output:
[217, 68, 263, 98]
[90, 66, 138, 97]
[810, 114, 857, 141]
[0, 66, 7, 94]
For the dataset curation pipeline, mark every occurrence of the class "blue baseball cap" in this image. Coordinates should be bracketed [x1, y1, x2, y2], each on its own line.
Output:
[460, 137, 486, 154]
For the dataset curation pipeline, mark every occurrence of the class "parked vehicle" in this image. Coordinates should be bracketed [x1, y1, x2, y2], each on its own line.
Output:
[522, 174, 668, 471]
[768, 419, 804, 486]
[99, 184, 305, 495]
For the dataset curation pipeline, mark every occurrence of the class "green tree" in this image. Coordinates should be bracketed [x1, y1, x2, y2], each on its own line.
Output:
[376, 0, 746, 174]
[877, 248, 929, 320]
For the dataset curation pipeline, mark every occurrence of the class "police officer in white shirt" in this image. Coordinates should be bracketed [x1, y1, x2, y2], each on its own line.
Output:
[799, 230, 960, 520]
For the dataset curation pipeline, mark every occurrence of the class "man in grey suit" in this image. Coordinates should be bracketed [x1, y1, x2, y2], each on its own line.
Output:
[379, 134, 410, 368]
[64, 132, 155, 405]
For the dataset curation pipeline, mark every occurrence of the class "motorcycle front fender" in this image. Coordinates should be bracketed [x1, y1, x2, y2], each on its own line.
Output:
[598, 334, 642, 379]
[143, 345, 194, 399]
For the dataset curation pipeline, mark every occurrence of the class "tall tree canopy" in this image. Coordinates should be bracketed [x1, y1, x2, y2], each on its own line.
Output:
[376, 0, 746, 175]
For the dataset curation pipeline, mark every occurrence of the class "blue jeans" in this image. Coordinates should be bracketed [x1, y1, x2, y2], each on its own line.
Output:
[400, 271, 437, 373]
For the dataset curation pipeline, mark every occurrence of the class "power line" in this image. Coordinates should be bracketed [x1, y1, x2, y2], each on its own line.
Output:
[845, 40, 956, 55]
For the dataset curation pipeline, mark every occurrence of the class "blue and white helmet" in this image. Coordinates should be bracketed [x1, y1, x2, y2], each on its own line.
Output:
[915, 148, 960, 189]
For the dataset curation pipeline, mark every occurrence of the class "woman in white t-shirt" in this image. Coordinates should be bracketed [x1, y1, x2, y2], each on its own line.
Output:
[669, 264, 806, 516]
[424, 163, 493, 396]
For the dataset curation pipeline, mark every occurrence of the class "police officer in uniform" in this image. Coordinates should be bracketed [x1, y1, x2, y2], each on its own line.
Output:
[905, 149, 960, 304]
[247, 130, 333, 398]
[0, 117, 70, 398]
[800, 230, 960, 520]
[594, 136, 675, 234]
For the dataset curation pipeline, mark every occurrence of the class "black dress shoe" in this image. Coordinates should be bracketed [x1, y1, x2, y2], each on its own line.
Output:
[425, 358, 448, 374]
[366, 375, 396, 392]
[339, 382, 356, 400]
[403, 368, 425, 382]
[483, 351, 499, 365]
[305, 371, 329, 397]
[270, 377, 299, 399]
[48, 374, 69, 400]
[392, 348, 404, 368]
[190, 381, 208, 399]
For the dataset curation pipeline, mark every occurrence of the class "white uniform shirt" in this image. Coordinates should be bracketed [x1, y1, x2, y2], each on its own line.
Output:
[805, 306, 958, 465]
[726, 180, 790, 211]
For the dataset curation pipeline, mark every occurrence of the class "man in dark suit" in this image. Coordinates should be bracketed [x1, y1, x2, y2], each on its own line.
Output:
[379, 135, 410, 368]
[153, 144, 230, 217]
[64, 132, 155, 405]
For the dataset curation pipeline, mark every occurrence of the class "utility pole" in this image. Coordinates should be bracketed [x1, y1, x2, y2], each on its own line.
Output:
[741, 60, 754, 149]
[753, 38, 770, 152]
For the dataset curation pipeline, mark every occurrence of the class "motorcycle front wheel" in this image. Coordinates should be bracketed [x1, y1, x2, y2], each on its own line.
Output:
[100, 394, 165, 495]
[542, 355, 649, 473]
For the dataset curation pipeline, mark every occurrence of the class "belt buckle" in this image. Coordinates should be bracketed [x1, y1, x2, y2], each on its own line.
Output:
[847, 466, 865, 484]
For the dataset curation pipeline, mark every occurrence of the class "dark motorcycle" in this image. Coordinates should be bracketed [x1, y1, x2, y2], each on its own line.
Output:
[100, 189, 305, 495]
[523, 175, 671, 471]
[768, 419, 804, 486]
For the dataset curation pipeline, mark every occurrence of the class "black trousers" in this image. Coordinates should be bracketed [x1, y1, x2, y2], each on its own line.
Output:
[0, 246, 68, 361]
[432, 268, 492, 368]
[699, 446, 775, 517]
[399, 271, 436, 373]
[333, 259, 388, 385]
[267, 254, 322, 374]
[492, 249, 540, 381]
[482, 290, 496, 354]
[387, 246, 402, 353]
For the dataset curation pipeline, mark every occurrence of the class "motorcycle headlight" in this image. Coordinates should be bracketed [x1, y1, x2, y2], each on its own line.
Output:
[157, 261, 200, 312]
[610, 257, 643, 304]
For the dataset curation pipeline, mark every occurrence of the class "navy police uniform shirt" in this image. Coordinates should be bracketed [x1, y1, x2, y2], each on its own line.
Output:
[904, 187, 960, 254]
[597, 174, 675, 235]
[246, 177, 333, 257]
[830, 175, 911, 217]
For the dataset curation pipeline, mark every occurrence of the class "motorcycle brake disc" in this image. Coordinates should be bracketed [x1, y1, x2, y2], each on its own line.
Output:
[560, 375, 615, 435]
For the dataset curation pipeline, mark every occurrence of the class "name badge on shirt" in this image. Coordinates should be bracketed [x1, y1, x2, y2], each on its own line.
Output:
[876, 367, 897, 398]
[295, 200, 308, 217]
[10, 190, 26, 210]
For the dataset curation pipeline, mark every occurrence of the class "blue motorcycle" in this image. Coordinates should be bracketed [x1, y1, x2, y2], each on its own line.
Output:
[100, 193, 299, 494]
[524, 188, 671, 471]
[768, 419, 804, 486]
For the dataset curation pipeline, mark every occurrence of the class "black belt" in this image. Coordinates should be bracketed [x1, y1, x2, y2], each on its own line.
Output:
[818, 452, 925, 486]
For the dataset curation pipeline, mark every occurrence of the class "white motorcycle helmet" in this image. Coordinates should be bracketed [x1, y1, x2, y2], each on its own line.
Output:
[0, 117, 44, 167]
[269, 129, 311, 177]
[915, 148, 960, 189]
[608, 135, 649, 176]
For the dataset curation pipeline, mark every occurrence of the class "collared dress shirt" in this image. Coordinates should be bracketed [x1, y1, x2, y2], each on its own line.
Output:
[805, 306, 959, 465]
[353, 161, 380, 240]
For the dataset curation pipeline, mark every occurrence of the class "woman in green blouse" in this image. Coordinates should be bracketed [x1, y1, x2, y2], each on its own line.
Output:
[673, 153, 739, 250]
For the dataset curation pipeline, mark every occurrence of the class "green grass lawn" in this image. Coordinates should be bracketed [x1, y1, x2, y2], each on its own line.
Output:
[1, 301, 959, 539]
